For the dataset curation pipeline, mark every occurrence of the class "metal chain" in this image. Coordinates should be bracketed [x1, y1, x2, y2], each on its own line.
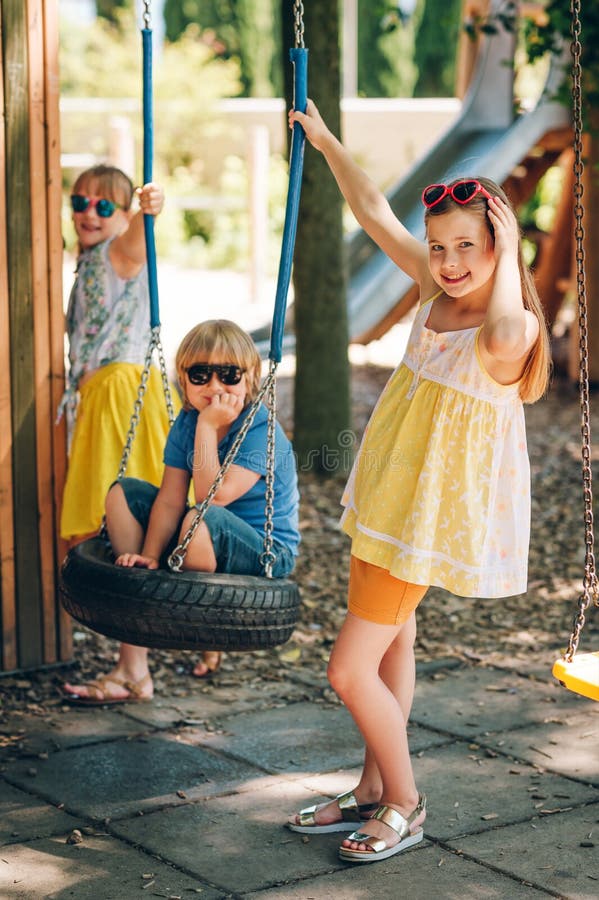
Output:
[142, 0, 151, 30]
[153, 330, 177, 427]
[564, 0, 599, 663]
[115, 333, 157, 481]
[260, 361, 278, 578]
[168, 366, 279, 572]
[293, 0, 305, 48]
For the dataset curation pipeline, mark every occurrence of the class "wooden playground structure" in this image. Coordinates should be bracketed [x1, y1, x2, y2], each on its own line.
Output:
[0, 0, 597, 673]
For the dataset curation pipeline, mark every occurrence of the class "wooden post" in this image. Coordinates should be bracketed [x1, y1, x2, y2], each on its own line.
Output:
[0, 0, 69, 672]
[569, 123, 599, 384]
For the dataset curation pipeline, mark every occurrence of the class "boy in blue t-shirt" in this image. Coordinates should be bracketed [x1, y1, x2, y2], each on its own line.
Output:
[63, 320, 300, 702]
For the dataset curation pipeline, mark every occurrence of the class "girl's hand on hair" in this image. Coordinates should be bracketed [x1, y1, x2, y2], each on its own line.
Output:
[115, 553, 159, 569]
[200, 392, 245, 428]
[137, 182, 164, 217]
[487, 196, 519, 261]
[288, 99, 331, 151]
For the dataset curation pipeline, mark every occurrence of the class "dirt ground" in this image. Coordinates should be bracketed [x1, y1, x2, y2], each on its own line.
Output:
[1, 363, 598, 713]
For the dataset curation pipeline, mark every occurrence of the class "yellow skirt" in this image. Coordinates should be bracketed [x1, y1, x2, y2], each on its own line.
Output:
[60, 362, 180, 540]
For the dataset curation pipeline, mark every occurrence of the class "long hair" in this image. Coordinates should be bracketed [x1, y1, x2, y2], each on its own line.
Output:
[424, 176, 551, 403]
[176, 319, 262, 410]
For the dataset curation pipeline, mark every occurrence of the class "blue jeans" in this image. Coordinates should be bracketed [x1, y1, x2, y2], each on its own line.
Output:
[116, 477, 295, 577]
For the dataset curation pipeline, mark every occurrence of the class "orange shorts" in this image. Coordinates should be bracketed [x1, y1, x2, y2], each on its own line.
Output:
[348, 555, 428, 625]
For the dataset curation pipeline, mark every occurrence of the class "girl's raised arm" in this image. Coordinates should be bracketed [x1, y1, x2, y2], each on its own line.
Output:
[290, 100, 429, 286]
[110, 182, 164, 277]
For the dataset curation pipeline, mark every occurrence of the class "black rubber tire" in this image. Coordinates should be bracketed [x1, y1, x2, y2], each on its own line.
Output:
[59, 537, 301, 651]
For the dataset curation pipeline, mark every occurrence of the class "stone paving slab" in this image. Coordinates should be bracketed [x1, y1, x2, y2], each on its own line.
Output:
[241, 843, 546, 899]
[119, 677, 312, 729]
[411, 665, 597, 739]
[282, 748, 596, 844]
[3, 732, 266, 821]
[0, 780, 84, 845]
[112, 777, 425, 894]
[0, 832, 222, 900]
[413, 740, 597, 840]
[191, 701, 451, 775]
[0, 707, 150, 759]
[478, 710, 599, 783]
[446, 802, 599, 899]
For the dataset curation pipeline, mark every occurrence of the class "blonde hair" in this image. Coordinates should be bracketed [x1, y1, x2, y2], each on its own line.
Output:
[176, 320, 262, 410]
[72, 164, 134, 211]
[424, 176, 551, 403]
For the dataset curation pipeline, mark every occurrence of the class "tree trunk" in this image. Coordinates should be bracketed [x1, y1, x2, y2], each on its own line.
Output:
[282, 1, 351, 474]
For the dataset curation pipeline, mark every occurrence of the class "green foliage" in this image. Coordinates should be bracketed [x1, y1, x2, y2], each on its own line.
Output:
[413, 0, 462, 97]
[358, 2, 418, 97]
[96, 0, 132, 27]
[163, 0, 281, 97]
[59, 11, 280, 268]
[466, 0, 599, 111]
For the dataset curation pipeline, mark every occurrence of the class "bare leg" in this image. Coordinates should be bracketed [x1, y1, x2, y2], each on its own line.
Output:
[63, 484, 151, 701]
[327, 613, 424, 852]
[353, 614, 417, 804]
[105, 483, 144, 556]
[288, 613, 418, 829]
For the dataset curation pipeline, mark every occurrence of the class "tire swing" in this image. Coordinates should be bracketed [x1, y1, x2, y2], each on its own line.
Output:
[552, 0, 599, 701]
[60, 0, 308, 653]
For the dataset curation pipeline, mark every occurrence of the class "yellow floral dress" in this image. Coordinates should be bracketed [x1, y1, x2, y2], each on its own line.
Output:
[341, 296, 530, 598]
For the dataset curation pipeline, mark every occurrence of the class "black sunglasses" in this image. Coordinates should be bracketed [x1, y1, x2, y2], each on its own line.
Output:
[70, 194, 123, 218]
[186, 363, 246, 386]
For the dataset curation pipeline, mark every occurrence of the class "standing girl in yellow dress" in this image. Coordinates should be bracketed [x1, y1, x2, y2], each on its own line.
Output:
[286, 100, 551, 864]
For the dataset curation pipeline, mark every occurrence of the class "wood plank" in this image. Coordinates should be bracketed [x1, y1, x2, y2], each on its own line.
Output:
[0, 12, 17, 672]
[28, 0, 57, 664]
[42, 0, 71, 661]
[4, 0, 44, 668]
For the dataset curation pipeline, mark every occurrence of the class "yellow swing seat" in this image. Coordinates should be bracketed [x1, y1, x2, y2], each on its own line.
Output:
[553, 652, 599, 702]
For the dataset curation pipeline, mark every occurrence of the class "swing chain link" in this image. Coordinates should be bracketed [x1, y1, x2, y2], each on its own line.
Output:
[293, 0, 305, 49]
[565, 0, 599, 663]
[115, 332, 157, 482]
[154, 330, 177, 427]
[167, 366, 279, 573]
[142, 0, 151, 30]
[260, 361, 278, 578]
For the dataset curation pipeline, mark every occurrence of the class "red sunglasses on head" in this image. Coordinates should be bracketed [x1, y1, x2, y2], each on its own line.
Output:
[422, 180, 493, 209]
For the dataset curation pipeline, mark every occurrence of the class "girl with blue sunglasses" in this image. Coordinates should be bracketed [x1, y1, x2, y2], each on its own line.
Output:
[58, 165, 176, 550]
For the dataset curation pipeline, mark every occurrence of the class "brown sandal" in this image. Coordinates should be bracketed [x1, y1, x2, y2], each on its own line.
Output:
[61, 672, 153, 706]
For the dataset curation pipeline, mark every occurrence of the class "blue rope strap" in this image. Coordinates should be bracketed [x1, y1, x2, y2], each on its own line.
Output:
[270, 47, 308, 363]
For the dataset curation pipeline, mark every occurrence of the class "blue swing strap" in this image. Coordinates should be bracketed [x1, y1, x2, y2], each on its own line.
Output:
[270, 46, 308, 363]
[111, 10, 176, 487]
[169, 35, 308, 575]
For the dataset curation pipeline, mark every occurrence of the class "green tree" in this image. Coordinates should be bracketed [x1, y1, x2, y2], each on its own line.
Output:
[163, 0, 280, 96]
[96, 0, 132, 26]
[413, 0, 462, 97]
[281, 0, 351, 473]
[358, 1, 417, 97]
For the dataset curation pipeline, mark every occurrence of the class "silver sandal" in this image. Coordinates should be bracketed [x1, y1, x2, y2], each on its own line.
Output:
[338, 793, 426, 863]
[287, 789, 379, 834]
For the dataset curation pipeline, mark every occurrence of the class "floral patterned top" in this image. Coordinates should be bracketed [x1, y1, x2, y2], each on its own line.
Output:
[58, 238, 151, 430]
[341, 295, 530, 599]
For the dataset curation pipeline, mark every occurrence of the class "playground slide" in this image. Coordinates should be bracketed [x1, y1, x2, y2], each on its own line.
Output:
[252, 0, 570, 354]
[346, 13, 570, 342]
